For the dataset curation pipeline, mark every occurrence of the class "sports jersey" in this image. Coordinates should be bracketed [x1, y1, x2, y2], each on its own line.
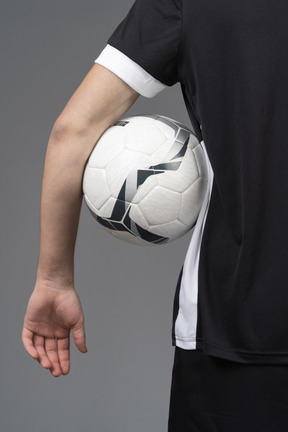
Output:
[95, 0, 288, 364]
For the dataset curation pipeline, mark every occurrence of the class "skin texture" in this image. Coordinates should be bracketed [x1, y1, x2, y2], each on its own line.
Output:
[22, 63, 139, 377]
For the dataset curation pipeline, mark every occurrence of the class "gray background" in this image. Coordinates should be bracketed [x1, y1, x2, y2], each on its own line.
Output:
[1, 1, 192, 431]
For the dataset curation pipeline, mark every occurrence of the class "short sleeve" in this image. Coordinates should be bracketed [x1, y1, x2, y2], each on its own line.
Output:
[95, 0, 182, 97]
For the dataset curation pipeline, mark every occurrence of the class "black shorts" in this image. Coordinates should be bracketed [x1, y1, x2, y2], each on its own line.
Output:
[168, 348, 288, 432]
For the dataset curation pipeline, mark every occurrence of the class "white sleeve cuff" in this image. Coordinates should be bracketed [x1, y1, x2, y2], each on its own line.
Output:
[94, 44, 168, 98]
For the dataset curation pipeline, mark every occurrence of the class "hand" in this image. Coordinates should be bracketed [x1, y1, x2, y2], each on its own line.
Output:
[22, 280, 87, 377]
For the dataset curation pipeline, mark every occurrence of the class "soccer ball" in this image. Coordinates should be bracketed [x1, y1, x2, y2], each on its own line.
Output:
[83, 114, 208, 246]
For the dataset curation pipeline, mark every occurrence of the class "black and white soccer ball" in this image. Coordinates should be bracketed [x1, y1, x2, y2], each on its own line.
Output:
[83, 114, 208, 246]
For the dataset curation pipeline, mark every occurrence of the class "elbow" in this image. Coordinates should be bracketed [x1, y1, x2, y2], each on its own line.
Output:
[47, 114, 104, 169]
[49, 111, 107, 147]
[49, 114, 86, 143]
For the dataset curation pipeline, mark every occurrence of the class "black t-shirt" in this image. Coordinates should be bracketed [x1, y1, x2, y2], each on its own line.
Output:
[96, 0, 288, 364]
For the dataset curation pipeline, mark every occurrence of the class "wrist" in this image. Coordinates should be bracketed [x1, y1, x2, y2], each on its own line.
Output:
[36, 267, 75, 291]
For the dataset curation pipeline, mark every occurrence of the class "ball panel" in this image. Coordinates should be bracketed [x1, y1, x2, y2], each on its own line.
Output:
[138, 186, 181, 225]
[124, 121, 169, 155]
[83, 168, 110, 210]
[177, 177, 208, 226]
[148, 219, 189, 240]
[87, 127, 125, 169]
[149, 138, 178, 166]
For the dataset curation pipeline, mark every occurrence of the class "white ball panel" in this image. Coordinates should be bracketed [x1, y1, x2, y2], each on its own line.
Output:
[149, 137, 177, 166]
[83, 168, 110, 210]
[149, 219, 189, 239]
[138, 186, 181, 225]
[87, 127, 125, 169]
[84, 194, 101, 217]
[178, 177, 208, 226]
[124, 121, 168, 155]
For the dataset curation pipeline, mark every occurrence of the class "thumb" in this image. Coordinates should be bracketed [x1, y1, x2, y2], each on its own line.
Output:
[72, 323, 88, 353]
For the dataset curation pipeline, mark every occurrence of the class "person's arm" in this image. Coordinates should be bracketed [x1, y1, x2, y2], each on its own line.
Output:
[22, 63, 139, 377]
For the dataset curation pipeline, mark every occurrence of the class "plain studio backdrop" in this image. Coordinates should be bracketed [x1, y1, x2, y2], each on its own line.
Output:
[1, 1, 192, 431]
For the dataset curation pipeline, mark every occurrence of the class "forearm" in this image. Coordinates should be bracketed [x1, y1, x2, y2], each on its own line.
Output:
[37, 121, 112, 285]
[37, 132, 85, 285]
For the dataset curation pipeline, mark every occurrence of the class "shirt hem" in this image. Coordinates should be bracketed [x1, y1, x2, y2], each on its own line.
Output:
[173, 337, 288, 364]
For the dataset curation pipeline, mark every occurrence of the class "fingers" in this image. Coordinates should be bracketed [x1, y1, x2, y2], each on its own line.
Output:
[33, 335, 52, 369]
[57, 337, 70, 375]
[45, 337, 63, 377]
[72, 324, 88, 353]
[22, 328, 39, 360]
[22, 325, 86, 377]
[22, 330, 69, 376]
